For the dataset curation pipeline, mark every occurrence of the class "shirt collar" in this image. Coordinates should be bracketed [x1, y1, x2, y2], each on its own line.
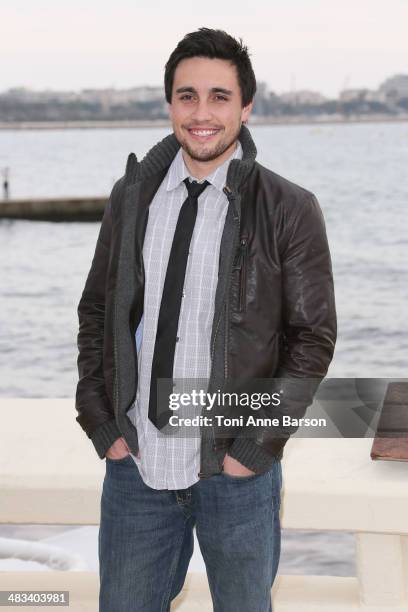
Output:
[166, 140, 243, 193]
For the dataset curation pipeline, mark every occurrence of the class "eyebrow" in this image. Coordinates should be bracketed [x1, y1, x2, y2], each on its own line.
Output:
[175, 86, 233, 96]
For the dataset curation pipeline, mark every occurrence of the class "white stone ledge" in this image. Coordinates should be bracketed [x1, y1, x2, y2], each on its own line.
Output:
[1, 572, 407, 612]
[2, 399, 408, 610]
[1, 399, 408, 534]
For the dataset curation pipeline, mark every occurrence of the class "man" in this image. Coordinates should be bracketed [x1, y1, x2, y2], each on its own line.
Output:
[75, 28, 336, 612]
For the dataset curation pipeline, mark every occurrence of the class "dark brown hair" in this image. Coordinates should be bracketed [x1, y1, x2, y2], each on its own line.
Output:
[164, 27, 257, 107]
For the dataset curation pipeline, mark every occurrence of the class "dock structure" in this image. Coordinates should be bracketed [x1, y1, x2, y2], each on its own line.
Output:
[1, 398, 408, 611]
[0, 197, 106, 222]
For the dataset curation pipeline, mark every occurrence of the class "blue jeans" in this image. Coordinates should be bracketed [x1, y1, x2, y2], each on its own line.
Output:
[99, 455, 282, 612]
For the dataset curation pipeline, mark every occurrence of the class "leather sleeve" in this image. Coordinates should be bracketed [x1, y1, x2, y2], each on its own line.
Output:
[228, 192, 337, 470]
[75, 179, 123, 447]
[277, 191, 337, 377]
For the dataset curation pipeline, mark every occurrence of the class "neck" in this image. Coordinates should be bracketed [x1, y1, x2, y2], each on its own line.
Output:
[181, 140, 238, 180]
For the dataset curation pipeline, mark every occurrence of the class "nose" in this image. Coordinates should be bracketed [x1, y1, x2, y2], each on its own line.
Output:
[190, 98, 213, 123]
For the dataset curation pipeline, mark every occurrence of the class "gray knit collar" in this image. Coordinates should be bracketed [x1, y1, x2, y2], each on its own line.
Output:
[125, 124, 257, 193]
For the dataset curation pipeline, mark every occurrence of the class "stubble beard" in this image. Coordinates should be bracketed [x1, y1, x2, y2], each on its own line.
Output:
[178, 123, 242, 162]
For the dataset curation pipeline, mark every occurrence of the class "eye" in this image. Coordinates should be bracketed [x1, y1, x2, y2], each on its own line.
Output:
[180, 94, 194, 101]
[214, 94, 228, 101]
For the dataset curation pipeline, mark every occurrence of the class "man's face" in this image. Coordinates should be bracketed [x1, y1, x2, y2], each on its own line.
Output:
[168, 56, 253, 163]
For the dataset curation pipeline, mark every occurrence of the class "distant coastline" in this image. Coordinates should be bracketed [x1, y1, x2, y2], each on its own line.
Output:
[3, 75, 407, 130]
[1, 115, 408, 130]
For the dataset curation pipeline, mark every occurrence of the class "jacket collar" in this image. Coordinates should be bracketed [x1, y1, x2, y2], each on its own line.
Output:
[124, 123, 257, 195]
[165, 141, 243, 193]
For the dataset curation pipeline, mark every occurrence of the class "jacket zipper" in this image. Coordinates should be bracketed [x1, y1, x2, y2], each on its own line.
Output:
[210, 187, 237, 371]
[220, 185, 241, 379]
[205, 185, 240, 459]
[233, 236, 248, 312]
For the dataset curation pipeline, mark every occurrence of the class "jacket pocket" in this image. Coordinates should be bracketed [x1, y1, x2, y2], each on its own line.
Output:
[232, 236, 248, 312]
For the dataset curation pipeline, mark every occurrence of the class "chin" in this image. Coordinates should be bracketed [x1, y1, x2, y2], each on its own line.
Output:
[182, 139, 231, 163]
[188, 148, 222, 162]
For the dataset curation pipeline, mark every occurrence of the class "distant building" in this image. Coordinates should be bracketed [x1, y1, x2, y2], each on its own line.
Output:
[3, 87, 78, 102]
[378, 74, 408, 101]
[279, 90, 327, 105]
[79, 86, 164, 104]
[340, 89, 368, 102]
[127, 87, 164, 103]
[339, 88, 386, 103]
[252, 81, 270, 115]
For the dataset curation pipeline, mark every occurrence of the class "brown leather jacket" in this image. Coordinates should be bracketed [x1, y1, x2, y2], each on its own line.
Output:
[75, 125, 337, 476]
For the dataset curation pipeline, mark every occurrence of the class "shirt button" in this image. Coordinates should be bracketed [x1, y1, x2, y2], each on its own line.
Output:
[182, 292, 185, 298]
[176, 337, 180, 342]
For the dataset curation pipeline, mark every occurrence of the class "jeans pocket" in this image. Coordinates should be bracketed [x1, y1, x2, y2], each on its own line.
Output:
[106, 453, 133, 464]
[220, 470, 262, 481]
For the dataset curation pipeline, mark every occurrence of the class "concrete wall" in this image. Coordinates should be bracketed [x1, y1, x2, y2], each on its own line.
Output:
[1, 399, 407, 611]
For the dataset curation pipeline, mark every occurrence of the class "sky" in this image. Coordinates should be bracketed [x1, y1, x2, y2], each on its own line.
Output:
[1, 0, 407, 98]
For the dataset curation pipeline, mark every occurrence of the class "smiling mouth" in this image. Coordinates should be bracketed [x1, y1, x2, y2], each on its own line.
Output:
[187, 127, 222, 139]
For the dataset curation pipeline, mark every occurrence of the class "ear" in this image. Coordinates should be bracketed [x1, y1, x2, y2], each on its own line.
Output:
[241, 100, 253, 124]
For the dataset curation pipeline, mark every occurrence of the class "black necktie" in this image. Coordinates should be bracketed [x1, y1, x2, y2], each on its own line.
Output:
[148, 178, 210, 430]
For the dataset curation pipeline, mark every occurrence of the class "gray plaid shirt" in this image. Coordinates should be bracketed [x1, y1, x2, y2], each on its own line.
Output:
[127, 141, 243, 489]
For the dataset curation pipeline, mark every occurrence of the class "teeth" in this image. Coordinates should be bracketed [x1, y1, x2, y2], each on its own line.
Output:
[191, 129, 218, 136]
